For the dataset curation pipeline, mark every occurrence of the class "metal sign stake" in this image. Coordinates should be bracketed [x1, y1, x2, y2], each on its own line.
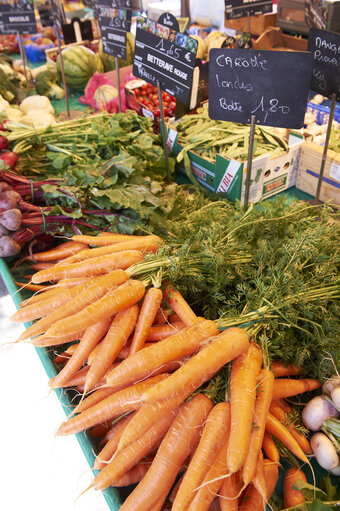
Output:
[56, 31, 70, 119]
[247, 11, 251, 34]
[157, 80, 171, 182]
[314, 92, 337, 203]
[244, 114, 257, 210]
[115, 57, 122, 113]
[17, 33, 30, 96]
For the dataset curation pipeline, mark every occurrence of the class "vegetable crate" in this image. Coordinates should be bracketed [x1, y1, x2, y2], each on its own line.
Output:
[0, 258, 123, 511]
[306, 100, 340, 126]
[167, 127, 304, 206]
[296, 141, 340, 207]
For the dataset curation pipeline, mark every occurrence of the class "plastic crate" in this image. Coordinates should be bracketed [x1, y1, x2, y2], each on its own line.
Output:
[306, 94, 340, 125]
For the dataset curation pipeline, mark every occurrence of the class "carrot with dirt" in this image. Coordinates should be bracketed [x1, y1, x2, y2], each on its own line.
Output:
[84, 305, 139, 393]
[239, 460, 279, 511]
[227, 342, 263, 474]
[219, 473, 238, 511]
[166, 287, 200, 326]
[272, 378, 321, 400]
[129, 287, 163, 355]
[283, 467, 307, 508]
[31, 250, 144, 283]
[56, 374, 168, 436]
[141, 327, 250, 404]
[116, 394, 214, 511]
[265, 413, 309, 463]
[242, 368, 275, 487]
[172, 402, 230, 511]
[106, 319, 218, 389]
[269, 401, 312, 454]
[32, 241, 88, 262]
[48, 316, 113, 389]
[271, 361, 302, 378]
[262, 432, 280, 463]
[44, 279, 146, 338]
[145, 321, 186, 341]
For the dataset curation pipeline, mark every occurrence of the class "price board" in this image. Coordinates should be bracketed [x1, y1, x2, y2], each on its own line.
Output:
[308, 27, 340, 102]
[96, 0, 131, 59]
[225, 0, 273, 19]
[133, 16, 198, 104]
[209, 49, 314, 128]
[0, 0, 37, 34]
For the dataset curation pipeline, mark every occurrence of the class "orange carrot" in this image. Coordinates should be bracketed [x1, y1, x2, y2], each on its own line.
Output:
[172, 402, 230, 511]
[106, 319, 218, 389]
[94, 413, 136, 470]
[31, 330, 85, 347]
[145, 321, 186, 341]
[71, 233, 160, 246]
[142, 327, 250, 404]
[129, 287, 163, 355]
[88, 422, 112, 439]
[49, 317, 113, 389]
[84, 305, 139, 393]
[56, 374, 168, 436]
[262, 432, 280, 463]
[239, 460, 278, 511]
[19, 286, 65, 308]
[253, 451, 266, 501]
[117, 394, 214, 511]
[227, 342, 263, 474]
[32, 241, 88, 262]
[153, 307, 168, 325]
[269, 401, 312, 454]
[271, 361, 302, 378]
[44, 279, 146, 338]
[274, 398, 293, 414]
[272, 378, 321, 400]
[166, 287, 199, 326]
[112, 458, 153, 487]
[14, 281, 47, 291]
[283, 467, 307, 508]
[54, 343, 79, 366]
[31, 250, 144, 283]
[73, 388, 119, 415]
[219, 473, 238, 511]
[30, 262, 56, 270]
[242, 368, 275, 486]
[265, 413, 309, 463]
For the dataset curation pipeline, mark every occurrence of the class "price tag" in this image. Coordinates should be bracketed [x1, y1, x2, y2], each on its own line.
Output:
[225, 0, 273, 19]
[133, 16, 198, 104]
[0, 0, 37, 34]
[209, 49, 314, 128]
[308, 27, 340, 102]
[96, 0, 132, 59]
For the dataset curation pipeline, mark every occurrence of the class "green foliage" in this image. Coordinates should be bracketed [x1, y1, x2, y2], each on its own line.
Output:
[35, 70, 65, 100]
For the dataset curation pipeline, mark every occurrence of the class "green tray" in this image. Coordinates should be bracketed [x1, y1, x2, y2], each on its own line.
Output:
[0, 257, 123, 511]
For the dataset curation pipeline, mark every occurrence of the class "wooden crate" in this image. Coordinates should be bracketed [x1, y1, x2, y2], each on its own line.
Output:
[252, 26, 308, 51]
[296, 141, 340, 207]
[224, 12, 276, 36]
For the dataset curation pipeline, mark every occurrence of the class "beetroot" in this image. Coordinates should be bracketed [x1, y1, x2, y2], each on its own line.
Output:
[0, 121, 7, 131]
[0, 182, 12, 195]
[0, 190, 21, 211]
[0, 151, 18, 170]
[0, 208, 22, 231]
[0, 135, 8, 150]
[0, 224, 9, 236]
[0, 235, 21, 257]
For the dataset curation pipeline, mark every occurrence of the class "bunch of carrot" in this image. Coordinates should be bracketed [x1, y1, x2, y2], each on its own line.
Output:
[11, 232, 322, 510]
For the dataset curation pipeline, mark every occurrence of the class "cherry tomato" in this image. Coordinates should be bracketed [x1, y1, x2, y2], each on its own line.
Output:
[154, 108, 160, 117]
[134, 88, 141, 97]
[141, 83, 148, 91]
[163, 107, 169, 117]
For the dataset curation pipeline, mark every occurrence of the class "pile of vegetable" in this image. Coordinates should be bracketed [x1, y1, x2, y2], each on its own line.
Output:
[0, 94, 56, 127]
[132, 82, 177, 119]
[34, 70, 64, 100]
[0, 54, 26, 105]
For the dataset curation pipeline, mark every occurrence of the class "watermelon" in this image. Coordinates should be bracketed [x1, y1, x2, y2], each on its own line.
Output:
[57, 45, 104, 90]
[99, 32, 135, 72]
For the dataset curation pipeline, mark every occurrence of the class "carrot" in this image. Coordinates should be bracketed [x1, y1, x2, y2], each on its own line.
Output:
[92, 407, 180, 490]
[54, 343, 79, 366]
[106, 319, 218, 389]
[112, 458, 153, 487]
[84, 305, 139, 393]
[44, 279, 146, 338]
[73, 387, 119, 415]
[274, 398, 293, 414]
[129, 287, 163, 355]
[252, 451, 266, 501]
[242, 368, 275, 486]
[19, 270, 129, 340]
[239, 460, 278, 511]
[71, 233, 159, 246]
[94, 413, 136, 469]
[19, 286, 65, 308]
[32, 241, 88, 262]
[219, 473, 238, 511]
[153, 307, 169, 325]
[227, 342, 263, 474]
[166, 287, 200, 326]
[172, 402, 231, 511]
[48, 317, 113, 389]
[117, 394, 214, 511]
[271, 361, 302, 378]
[56, 374, 168, 436]
[31, 250, 144, 283]
[262, 432, 280, 463]
[283, 467, 307, 508]
[30, 262, 56, 270]
[31, 330, 85, 347]
[269, 401, 312, 454]
[88, 422, 112, 438]
[146, 321, 186, 341]
[53, 277, 90, 288]
[265, 413, 309, 463]
[14, 281, 47, 291]
[272, 378, 321, 400]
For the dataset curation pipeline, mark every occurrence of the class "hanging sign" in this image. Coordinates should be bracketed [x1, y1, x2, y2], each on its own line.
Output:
[209, 49, 314, 128]
[0, 0, 37, 34]
[133, 16, 198, 104]
[96, 0, 132, 59]
[308, 27, 340, 102]
[225, 0, 273, 19]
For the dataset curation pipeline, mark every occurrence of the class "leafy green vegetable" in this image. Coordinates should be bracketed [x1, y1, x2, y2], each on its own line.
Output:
[35, 70, 64, 100]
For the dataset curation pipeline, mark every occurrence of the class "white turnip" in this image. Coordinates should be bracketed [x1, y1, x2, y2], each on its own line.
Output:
[329, 463, 340, 476]
[0, 208, 22, 231]
[302, 394, 339, 431]
[0, 235, 21, 257]
[310, 432, 339, 470]
[323, 376, 340, 396]
[330, 386, 340, 410]
[0, 190, 21, 211]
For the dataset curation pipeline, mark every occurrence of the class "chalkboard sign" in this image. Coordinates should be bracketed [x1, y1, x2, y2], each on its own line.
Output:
[133, 16, 198, 104]
[225, 0, 273, 19]
[157, 12, 179, 32]
[209, 49, 314, 128]
[308, 27, 340, 102]
[96, 0, 132, 59]
[0, 0, 37, 34]
[37, 3, 54, 28]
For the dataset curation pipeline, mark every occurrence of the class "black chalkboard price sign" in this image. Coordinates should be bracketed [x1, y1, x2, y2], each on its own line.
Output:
[96, 0, 132, 59]
[225, 0, 273, 19]
[0, 0, 37, 34]
[308, 27, 340, 102]
[209, 49, 314, 128]
[133, 16, 198, 104]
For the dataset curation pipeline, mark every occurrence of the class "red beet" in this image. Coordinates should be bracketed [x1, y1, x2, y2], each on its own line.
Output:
[0, 235, 21, 257]
[0, 151, 18, 170]
[0, 135, 8, 150]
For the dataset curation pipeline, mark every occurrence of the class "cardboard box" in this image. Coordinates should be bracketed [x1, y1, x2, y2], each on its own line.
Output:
[167, 127, 304, 205]
[225, 12, 277, 36]
[296, 141, 340, 207]
[252, 26, 308, 51]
